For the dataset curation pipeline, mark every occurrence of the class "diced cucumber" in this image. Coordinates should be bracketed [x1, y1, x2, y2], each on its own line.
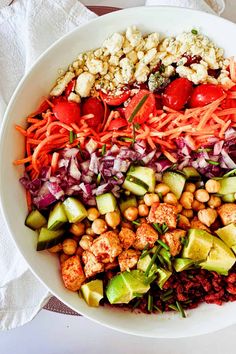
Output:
[222, 193, 235, 203]
[218, 177, 236, 195]
[96, 193, 117, 215]
[37, 227, 65, 251]
[119, 196, 137, 213]
[25, 210, 47, 230]
[48, 202, 68, 230]
[182, 166, 201, 181]
[162, 171, 186, 199]
[62, 197, 87, 223]
[122, 166, 155, 196]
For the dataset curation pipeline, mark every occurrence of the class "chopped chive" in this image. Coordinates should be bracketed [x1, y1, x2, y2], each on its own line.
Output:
[196, 148, 213, 153]
[152, 223, 162, 234]
[145, 245, 162, 276]
[157, 192, 163, 201]
[159, 64, 165, 73]
[69, 131, 74, 144]
[133, 123, 141, 130]
[128, 94, 149, 123]
[113, 176, 119, 181]
[148, 294, 153, 312]
[133, 292, 144, 298]
[154, 305, 163, 313]
[157, 254, 166, 268]
[96, 173, 101, 185]
[132, 299, 142, 310]
[223, 168, 236, 177]
[176, 301, 186, 318]
[161, 289, 173, 297]
[118, 137, 134, 142]
[168, 304, 178, 311]
[206, 159, 220, 166]
[132, 219, 141, 226]
[191, 29, 198, 35]
[126, 175, 149, 190]
[140, 250, 150, 259]
[161, 223, 169, 234]
[161, 294, 173, 302]
[143, 243, 150, 251]
[101, 144, 106, 156]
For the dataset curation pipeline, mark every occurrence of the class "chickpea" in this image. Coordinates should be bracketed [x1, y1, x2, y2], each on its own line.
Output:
[91, 218, 108, 234]
[205, 179, 221, 194]
[195, 189, 210, 203]
[123, 206, 139, 221]
[179, 191, 194, 209]
[87, 207, 100, 221]
[182, 209, 194, 218]
[62, 238, 77, 255]
[59, 253, 69, 264]
[79, 235, 93, 250]
[48, 244, 62, 253]
[138, 204, 149, 217]
[163, 192, 178, 205]
[198, 208, 218, 227]
[69, 222, 85, 237]
[86, 227, 96, 236]
[192, 200, 205, 211]
[155, 183, 170, 196]
[208, 195, 222, 209]
[138, 199, 145, 205]
[143, 193, 159, 207]
[184, 182, 196, 193]
[105, 211, 121, 229]
[176, 203, 183, 213]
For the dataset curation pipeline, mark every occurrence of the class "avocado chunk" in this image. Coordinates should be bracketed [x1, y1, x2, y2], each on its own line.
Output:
[156, 268, 172, 289]
[48, 202, 68, 230]
[182, 229, 213, 261]
[119, 195, 137, 213]
[25, 209, 47, 230]
[200, 237, 236, 275]
[222, 194, 235, 203]
[96, 193, 117, 215]
[122, 166, 155, 196]
[106, 270, 150, 304]
[81, 279, 103, 307]
[62, 197, 87, 223]
[216, 223, 236, 248]
[218, 177, 236, 195]
[162, 171, 186, 199]
[182, 166, 201, 181]
[137, 254, 157, 275]
[173, 258, 195, 272]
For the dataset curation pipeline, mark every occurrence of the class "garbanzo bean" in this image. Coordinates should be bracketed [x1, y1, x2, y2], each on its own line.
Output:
[198, 208, 218, 227]
[184, 182, 196, 193]
[179, 191, 194, 209]
[176, 203, 183, 213]
[79, 235, 93, 250]
[195, 189, 210, 203]
[138, 204, 149, 217]
[182, 209, 194, 218]
[208, 195, 222, 209]
[192, 200, 205, 211]
[62, 238, 77, 255]
[155, 183, 170, 196]
[105, 211, 121, 228]
[143, 193, 159, 206]
[163, 192, 178, 205]
[91, 218, 108, 234]
[123, 207, 139, 221]
[205, 179, 221, 193]
[87, 207, 100, 221]
[86, 227, 96, 236]
[69, 222, 85, 237]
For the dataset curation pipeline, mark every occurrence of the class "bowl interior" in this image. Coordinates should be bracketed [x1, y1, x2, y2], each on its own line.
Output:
[1, 6, 236, 338]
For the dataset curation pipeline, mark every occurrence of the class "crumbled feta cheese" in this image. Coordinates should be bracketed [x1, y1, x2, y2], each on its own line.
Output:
[141, 48, 157, 65]
[144, 32, 159, 50]
[86, 58, 104, 75]
[50, 71, 75, 96]
[176, 63, 208, 84]
[109, 55, 119, 66]
[134, 62, 150, 83]
[68, 92, 81, 103]
[120, 58, 134, 83]
[75, 72, 95, 97]
[127, 50, 138, 64]
[103, 32, 124, 54]
[126, 26, 142, 47]
[163, 65, 175, 78]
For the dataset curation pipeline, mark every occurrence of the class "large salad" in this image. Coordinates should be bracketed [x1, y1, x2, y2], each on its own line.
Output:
[15, 26, 236, 316]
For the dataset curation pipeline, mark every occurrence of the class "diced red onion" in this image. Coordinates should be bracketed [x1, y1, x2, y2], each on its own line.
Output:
[85, 139, 98, 154]
[69, 157, 81, 180]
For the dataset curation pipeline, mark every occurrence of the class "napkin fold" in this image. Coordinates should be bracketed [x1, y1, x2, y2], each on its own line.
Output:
[0, 0, 225, 330]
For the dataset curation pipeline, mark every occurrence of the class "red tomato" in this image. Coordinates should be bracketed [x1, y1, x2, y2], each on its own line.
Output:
[81, 97, 104, 128]
[100, 90, 131, 106]
[108, 118, 128, 130]
[53, 99, 80, 124]
[162, 78, 193, 110]
[65, 79, 76, 97]
[189, 84, 225, 108]
[125, 90, 156, 124]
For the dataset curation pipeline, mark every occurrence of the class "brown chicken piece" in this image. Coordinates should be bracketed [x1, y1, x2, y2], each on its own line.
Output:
[90, 231, 122, 263]
[133, 223, 158, 250]
[82, 251, 104, 278]
[190, 217, 210, 232]
[61, 255, 85, 291]
[118, 227, 136, 249]
[217, 203, 236, 225]
[161, 229, 186, 256]
[118, 249, 141, 272]
[148, 202, 177, 229]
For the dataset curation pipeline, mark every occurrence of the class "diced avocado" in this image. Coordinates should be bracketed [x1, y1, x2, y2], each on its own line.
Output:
[48, 202, 68, 230]
[156, 267, 172, 289]
[25, 209, 47, 230]
[37, 227, 64, 251]
[182, 229, 213, 261]
[62, 197, 87, 223]
[182, 166, 201, 181]
[218, 177, 236, 195]
[96, 193, 117, 215]
[106, 270, 150, 304]
[222, 194, 235, 203]
[162, 171, 186, 199]
[119, 195, 137, 213]
[216, 223, 236, 248]
[122, 166, 155, 196]
[232, 245, 236, 254]
[137, 254, 157, 275]
[160, 248, 172, 271]
[173, 258, 195, 272]
[81, 279, 103, 307]
[200, 237, 236, 275]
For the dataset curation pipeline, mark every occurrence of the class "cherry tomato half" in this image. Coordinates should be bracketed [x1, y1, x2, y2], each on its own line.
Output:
[125, 89, 156, 125]
[65, 79, 76, 97]
[100, 90, 131, 106]
[162, 78, 193, 110]
[81, 97, 104, 129]
[53, 99, 81, 124]
[108, 118, 128, 130]
[189, 84, 225, 108]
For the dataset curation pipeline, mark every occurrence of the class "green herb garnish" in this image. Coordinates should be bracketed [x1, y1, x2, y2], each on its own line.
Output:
[157, 239, 170, 250]
[145, 245, 162, 276]
[132, 298, 142, 310]
[69, 131, 74, 144]
[96, 173, 101, 185]
[154, 305, 163, 313]
[148, 294, 153, 312]
[128, 94, 149, 123]
[176, 301, 186, 318]
[132, 219, 141, 226]
[101, 144, 106, 156]
[191, 29, 198, 35]
[196, 148, 213, 153]
[206, 159, 220, 165]
[223, 168, 236, 177]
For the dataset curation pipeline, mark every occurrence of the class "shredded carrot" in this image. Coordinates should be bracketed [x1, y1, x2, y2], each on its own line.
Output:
[26, 190, 32, 212]
[15, 125, 27, 136]
[51, 152, 59, 174]
[13, 155, 32, 165]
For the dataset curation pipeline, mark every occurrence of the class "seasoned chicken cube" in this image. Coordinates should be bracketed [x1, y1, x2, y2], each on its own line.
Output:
[104, 260, 119, 271]
[161, 229, 186, 256]
[118, 249, 141, 272]
[218, 203, 236, 225]
[61, 255, 85, 291]
[190, 217, 210, 232]
[133, 223, 158, 250]
[119, 227, 136, 249]
[90, 231, 122, 263]
[82, 251, 104, 278]
[148, 202, 177, 229]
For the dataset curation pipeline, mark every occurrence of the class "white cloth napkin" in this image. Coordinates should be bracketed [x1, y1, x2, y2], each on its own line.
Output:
[145, 0, 225, 14]
[0, 0, 224, 331]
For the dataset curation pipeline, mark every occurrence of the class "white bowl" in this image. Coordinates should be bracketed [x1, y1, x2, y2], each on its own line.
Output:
[1, 6, 236, 338]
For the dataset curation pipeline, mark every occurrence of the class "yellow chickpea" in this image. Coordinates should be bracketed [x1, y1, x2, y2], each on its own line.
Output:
[195, 189, 210, 203]
[143, 193, 159, 207]
[138, 204, 149, 217]
[87, 207, 100, 221]
[205, 179, 221, 194]
[62, 238, 77, 255]
[123, 206, 139, 221]
[182, 209, 194, 218]
[176, 203, 183, 213]
[48, 244, 62, 253]
[179, 191, 194, 209]
[208, 195, 222, 209]
[91, 218, 108, 234]
[198, 208, 218, 227]
[192, 200, 205, 211]
[79, 235, 93, 250]
[184, 182, 196, 193]
[69, 222, 85, 237]
[86, 227, 96, 236]
[163, 192, 178, 205]
[155, 183, 170, 196]
[59, 253, 70, 264]
[105, 211, 121, 229]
